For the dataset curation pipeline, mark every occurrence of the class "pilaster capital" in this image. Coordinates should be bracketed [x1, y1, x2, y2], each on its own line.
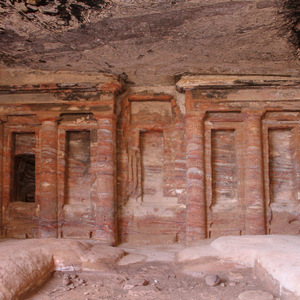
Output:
[242, 109, 266, 120]
[36, 112, 60, 123]
[0, 115, 7, 124]
[185, 111, 206, 120]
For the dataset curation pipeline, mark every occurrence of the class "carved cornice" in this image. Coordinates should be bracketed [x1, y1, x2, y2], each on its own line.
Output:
[0, 81, 125, 96]
[176, 75, 300, 91]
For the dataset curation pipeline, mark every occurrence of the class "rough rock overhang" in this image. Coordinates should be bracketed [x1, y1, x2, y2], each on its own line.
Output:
[1, 0, 300, 85]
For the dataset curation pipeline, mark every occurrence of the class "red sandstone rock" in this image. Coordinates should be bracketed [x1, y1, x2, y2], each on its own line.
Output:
[0, 74, 299, 243]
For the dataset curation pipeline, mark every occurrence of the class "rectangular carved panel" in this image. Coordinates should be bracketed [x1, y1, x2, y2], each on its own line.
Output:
[206, 125, 244, 238]
[269, 128, 297, 205]
[14, 133, 36, 155]
[211, 129, 238, 206]
[58, 122, 98, 239]
[66, 131, 91, 205]
[141, 131, 164, 198]
[13, 133, 36, 203]
[118, 96, 185, 244]
[267, 127, 299, 234]
[5, 131, 37, 238]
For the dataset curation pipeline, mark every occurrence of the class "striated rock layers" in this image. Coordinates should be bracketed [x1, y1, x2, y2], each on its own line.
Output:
[0, 70, 299, 244]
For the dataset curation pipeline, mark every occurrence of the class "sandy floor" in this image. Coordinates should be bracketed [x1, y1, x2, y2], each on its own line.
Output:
[1, 236, 299, 300]
[25, 248, 274, 300]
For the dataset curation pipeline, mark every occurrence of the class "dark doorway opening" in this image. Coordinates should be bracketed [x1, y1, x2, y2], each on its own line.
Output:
[13, 154, 36, 202]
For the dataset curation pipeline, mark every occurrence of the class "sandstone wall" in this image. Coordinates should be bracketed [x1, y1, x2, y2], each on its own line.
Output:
[0, 72, 299, 244]
[0, 70, 123, 243]
[180, 75, 300, 243]
[117, 94, 186, 244]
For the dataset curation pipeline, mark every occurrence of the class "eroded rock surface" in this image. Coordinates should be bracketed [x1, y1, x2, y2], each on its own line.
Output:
[178, 235, 300, 298]
[0, 239, 124, 299]
[0, 0, 300, 85]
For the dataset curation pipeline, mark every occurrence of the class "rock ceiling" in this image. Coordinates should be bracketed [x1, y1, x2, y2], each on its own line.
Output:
[0, 0, 300, 85]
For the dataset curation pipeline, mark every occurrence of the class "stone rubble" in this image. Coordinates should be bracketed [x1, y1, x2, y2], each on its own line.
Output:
[205, 274, 221, 287]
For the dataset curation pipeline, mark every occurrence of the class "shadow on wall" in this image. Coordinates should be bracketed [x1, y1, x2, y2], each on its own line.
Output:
[281, 0, 300, 54]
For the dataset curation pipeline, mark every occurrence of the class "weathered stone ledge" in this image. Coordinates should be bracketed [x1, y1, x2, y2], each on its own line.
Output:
[0, 239, 124, 300]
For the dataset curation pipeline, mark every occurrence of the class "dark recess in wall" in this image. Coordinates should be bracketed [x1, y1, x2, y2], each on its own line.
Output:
[282, 0, 300, 52]
[13, 154, 35, 203]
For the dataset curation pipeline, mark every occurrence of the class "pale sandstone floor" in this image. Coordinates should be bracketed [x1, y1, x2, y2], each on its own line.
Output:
[0, 236, 299, 299]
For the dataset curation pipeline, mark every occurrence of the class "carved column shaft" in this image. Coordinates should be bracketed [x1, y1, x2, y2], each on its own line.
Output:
[38, 119, 58, 238]
[94, 115, 117, 244]
[186, 112, 206, 243]
[244, 111, 266, 235]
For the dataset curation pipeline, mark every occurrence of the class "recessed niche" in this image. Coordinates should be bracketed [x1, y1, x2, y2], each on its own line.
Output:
[12, 133, 36, 203]
[65, 131, 91, 205]
[13, 154, 36, 203]
[140, 131, 164, 200]
[269, 128, 297, 204]
[211, 129, 238, 206]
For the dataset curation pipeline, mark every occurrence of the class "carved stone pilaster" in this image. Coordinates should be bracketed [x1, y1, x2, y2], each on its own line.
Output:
[37, 114, 59, 238]
[93, 114, 117, 244]
[243, 110, 266, 235]
[186, 111, 207, 243]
